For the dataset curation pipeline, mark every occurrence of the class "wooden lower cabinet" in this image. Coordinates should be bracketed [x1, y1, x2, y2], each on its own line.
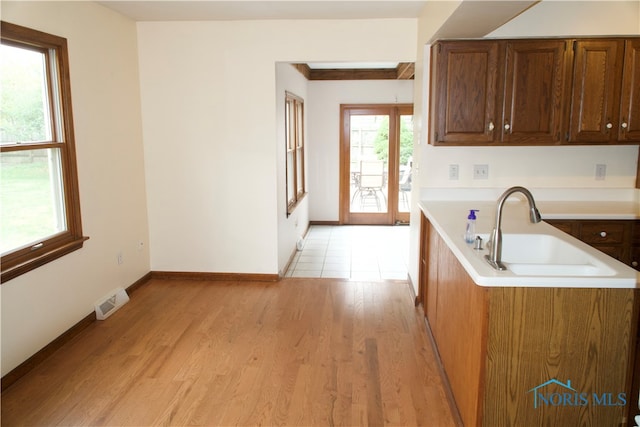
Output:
[546, 219, 637, 269]
[422, 219, 639, 426]
[630, 330, 640, 426]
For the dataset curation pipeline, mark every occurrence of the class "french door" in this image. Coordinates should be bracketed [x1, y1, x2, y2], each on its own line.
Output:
[340, 104, 413, 225]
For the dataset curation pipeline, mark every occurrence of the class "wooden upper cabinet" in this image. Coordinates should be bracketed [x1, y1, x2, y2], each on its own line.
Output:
[619, 38, 640, 143]
[502, 40, 568, 144]
[431, 41, 500, 145]
[567, 39, 624, 143]
[430, 37, 639, 146]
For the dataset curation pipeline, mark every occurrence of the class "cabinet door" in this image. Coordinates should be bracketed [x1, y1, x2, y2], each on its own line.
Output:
[568, 40, 623, 143]
[630, 246, 640, 270]
[426, 223, 439, 328]
[502, 40, 568, 144]
[619, 39, 640, 142]
[419, 214, 428, 309]
[431, 41, 500, 145]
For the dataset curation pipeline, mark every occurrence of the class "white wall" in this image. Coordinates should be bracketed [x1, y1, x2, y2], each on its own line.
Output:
[275, 63, 309, 275]
[1, 1, 149, 376]
[307, 80, 414, 221]
[406, 1, 462, 292]
[137, 19, 417, 275]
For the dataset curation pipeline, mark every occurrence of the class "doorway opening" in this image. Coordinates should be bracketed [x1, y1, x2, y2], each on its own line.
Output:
[339, 104, 413, 225]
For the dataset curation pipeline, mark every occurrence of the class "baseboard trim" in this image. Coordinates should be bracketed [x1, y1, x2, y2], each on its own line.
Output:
[309, 220, 340, 225]
[280, 223, 312, 278]
[151, 271, 279, 282]
[423, 317, 464, 427]
[1, 272, 152, 391]
[406, 275, 419, 306]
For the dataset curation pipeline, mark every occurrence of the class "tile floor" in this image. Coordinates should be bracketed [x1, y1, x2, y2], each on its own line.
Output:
[285, 225, 410, 280]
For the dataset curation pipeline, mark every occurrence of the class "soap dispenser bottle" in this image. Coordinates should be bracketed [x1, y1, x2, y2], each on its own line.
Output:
[465, 210, 479, 244]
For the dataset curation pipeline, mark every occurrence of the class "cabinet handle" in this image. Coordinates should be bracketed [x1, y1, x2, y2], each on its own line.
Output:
[599, 231, 607, 238]
[606, 122, 613, 129]
[622, 122, 628, 129]
[632, 261, 638, 267]
[504, 123, 511, 131]
[488, 121, 494, 131]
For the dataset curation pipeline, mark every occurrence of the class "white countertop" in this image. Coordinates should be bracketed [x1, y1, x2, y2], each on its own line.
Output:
[536, 200, 640, 220]
[419, 199, 640, 288]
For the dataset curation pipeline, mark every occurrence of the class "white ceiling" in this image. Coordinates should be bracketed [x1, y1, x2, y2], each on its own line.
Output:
[97, 1, 430, 21]
[96, 0, 539, 70]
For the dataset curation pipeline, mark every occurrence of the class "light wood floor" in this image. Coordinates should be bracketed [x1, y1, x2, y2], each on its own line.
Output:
[2, 278, 458, 426]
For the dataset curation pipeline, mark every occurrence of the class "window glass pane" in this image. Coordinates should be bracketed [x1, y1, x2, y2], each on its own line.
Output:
[1, 148, 67, 254]
[285, 100, 292, 150]
[296, 148, 304, 196]
[0, 44, 52, 144]
[286, 151, 295, 206]
[296, 102, 303, 148]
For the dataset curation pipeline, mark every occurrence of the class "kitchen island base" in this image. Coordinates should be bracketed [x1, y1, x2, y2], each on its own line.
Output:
[420, 218, 639, 426]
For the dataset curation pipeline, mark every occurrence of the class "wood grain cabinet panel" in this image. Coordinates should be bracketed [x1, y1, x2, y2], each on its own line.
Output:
[484, 287, 636, 426]
[430, 37, 640, 146]
[424, 221, 488, 426]
[420, 214, 639, 426]
[547, 219, 636, 268]
[431, 41, 500, 145]
[619, 39, 640, 143]
[579, 221, 627, 244]
[567, 39, 624, 143]
[426, 224, 440, 327]
[502, 40, 569, 145]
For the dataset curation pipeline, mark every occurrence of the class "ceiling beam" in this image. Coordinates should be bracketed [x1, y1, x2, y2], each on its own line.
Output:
[396, 62, 414, 80]
[291, 63, 414, 81]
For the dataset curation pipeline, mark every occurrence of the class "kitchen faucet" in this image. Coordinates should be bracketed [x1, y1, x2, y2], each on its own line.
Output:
[485, 186, 542, 271]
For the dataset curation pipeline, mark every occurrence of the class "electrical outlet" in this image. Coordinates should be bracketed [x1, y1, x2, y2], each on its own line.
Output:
[595, 164, 606, 180]
[137, 241, 144, 252]
[117, 251, 124, 265]
[473, 164, 489, 180]
[449, 164, 459, 180]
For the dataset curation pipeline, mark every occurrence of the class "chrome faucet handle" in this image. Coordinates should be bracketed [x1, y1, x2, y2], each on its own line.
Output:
[473, 236, 484, 250]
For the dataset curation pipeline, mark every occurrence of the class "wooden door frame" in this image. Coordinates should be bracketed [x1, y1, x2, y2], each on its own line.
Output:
[339, 104, 413, 225]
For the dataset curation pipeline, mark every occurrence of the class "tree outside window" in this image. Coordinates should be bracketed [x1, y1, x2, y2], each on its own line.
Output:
[1, 22, 87, 282]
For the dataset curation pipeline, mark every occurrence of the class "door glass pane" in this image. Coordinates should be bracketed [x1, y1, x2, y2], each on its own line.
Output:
[398, 114, 414, 213]
[1, 148, 67, 253]
[350, 115, 388, 213]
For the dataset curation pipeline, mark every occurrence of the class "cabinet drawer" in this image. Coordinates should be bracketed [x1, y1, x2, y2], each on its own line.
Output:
[546, 220, 579, 237]
[579, 222, 626, 244]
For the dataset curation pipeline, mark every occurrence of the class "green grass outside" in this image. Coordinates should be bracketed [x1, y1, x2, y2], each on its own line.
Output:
[1, 157, 62, 253]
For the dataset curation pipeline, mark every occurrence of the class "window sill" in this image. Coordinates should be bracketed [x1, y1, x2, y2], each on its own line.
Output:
[1, 236, 89, 283]
[287, 192, 308, 217]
